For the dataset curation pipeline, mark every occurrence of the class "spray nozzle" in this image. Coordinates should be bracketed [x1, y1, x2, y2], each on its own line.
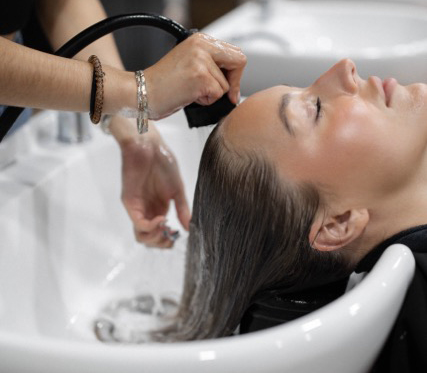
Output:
[184, 94, 236, 128]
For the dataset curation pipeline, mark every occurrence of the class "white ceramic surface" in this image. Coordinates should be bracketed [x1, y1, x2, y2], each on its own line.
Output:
[0, 111, 415, 373]
[203, 0, 427, 94]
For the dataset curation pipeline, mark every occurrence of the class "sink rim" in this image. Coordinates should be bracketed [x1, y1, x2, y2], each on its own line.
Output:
[204, 0, 427, 59]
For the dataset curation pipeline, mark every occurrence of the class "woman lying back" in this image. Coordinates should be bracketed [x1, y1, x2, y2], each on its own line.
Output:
[156, 59, 427, 372]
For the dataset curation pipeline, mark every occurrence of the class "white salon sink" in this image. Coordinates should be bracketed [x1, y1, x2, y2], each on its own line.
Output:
[0, 110, 416, 373]
[203, 0, 427, 93]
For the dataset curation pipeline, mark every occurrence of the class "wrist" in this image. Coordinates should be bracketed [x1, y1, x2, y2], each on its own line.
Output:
[103, 66, 136, 116]
[109, 115, 138, 144]
[143, 66, 162, 120]
[109, 116, 160, 147]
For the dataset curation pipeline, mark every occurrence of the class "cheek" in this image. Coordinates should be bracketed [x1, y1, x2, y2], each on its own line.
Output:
[311, 110, 424, 193]
[298, 104, 389, 185]
[323, 101, 391, 159]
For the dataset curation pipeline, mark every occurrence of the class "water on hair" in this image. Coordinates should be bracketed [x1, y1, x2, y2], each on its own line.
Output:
[89, 125, 350, 344]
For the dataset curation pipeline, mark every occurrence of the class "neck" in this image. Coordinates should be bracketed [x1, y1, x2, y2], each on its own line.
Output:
[355, 180, 427, 263]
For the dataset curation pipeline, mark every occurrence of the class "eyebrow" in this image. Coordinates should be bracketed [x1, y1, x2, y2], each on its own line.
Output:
[279, 93, 295, 136]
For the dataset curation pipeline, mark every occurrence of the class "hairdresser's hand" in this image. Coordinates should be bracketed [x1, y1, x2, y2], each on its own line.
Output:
[110, 117, 191, 248]
[144, 32, 247, 120]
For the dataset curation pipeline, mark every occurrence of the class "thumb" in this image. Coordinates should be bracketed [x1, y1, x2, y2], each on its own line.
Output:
[226, 65, 245, 104]
[174, 190, 191, 231]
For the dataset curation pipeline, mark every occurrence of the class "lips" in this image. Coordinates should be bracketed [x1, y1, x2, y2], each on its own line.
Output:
[371, 76, 397, 107]
[383, 78, 397, 107]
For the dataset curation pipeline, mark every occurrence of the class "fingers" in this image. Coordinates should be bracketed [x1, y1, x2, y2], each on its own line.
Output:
[208, 64, 230, 96]
[189, 33, 247, 105]
[133, 217, 179, 248]
[226, 64, 245, 104]
[195, 77, 225, 106]
[194, 33, 244, 67]
[131, 213, 165, 233]
[174, 190, 191, 231]
[128, 212, 174, 247]
[201, 34, 247, 104]
[143, 32, 246, 118]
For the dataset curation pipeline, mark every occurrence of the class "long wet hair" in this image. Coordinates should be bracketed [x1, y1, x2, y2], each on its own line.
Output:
[153, 124, 352, 341]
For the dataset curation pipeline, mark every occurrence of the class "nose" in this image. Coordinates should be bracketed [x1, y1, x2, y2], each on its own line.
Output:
[313, 59, 358, 95]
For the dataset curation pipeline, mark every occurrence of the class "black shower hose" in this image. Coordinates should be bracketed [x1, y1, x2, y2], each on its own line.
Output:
[0, 13, 235, 142]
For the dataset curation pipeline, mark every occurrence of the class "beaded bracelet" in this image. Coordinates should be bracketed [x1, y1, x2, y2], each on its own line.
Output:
[88, 55, 105, 124]
[135, 70, 149, 134]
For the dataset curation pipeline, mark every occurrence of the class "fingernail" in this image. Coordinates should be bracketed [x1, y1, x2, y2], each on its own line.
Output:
[170, 230, 180, 241]
[236, 91, 241, 104]
[162, 229, 180, 241]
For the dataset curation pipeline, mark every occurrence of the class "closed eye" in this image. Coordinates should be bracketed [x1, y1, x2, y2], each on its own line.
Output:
[315, 97, 322, 122]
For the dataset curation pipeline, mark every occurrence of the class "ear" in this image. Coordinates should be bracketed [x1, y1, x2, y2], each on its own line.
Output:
[309, 209, 369, 252]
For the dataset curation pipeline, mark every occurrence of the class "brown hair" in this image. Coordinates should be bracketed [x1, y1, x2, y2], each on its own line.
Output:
[153, 124, 352, 341]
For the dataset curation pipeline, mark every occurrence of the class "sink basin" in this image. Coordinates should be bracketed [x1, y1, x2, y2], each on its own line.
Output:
[0, 111, 415, 372]
[203, 0, 427, 93]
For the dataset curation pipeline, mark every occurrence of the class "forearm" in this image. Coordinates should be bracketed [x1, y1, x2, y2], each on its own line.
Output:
[37, 0, 138, 137]
[36, 0, 124, 69]
[0, 37, 134, 114]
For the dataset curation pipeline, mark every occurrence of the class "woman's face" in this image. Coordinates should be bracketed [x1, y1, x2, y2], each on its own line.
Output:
[223, 59, 427, 200]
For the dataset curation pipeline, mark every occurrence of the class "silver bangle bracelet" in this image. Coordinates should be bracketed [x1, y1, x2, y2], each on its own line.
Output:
[135, 70, 149, 134]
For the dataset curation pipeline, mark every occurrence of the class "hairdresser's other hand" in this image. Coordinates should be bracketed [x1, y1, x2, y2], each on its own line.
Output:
[144, 32, 247, 120]
[110, 117, 190, 248]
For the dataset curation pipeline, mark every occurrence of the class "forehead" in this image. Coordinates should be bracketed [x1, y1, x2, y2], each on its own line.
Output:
[221, 85, 299, 152]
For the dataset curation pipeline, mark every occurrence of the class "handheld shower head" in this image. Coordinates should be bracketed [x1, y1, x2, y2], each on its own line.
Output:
[184, 94, 236, 128]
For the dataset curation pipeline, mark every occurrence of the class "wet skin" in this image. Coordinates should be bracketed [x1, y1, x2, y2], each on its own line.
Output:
[222, 59, 427, 203]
